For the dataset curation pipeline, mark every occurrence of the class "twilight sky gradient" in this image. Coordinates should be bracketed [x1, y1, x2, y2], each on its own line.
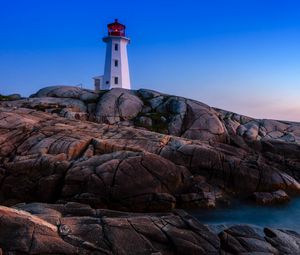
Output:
[1, 0, 300, 121]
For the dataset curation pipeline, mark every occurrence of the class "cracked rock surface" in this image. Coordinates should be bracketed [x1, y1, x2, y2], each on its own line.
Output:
[3, 86, 300, 145]
[1, 86, 300, 254]
[0, 104, 299, 210]
[0, 202, 299, 254]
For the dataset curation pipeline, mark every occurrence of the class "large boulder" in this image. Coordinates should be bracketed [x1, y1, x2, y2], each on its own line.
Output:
[264, 227, 300, 254]
[137, 88, 162, 99]
[0, 93, 21, 101]
[1, 203, 300, 254]
[32, 85, 99, 103]
[95, 88, 143, 124]
[0, 205, 77, 254]
[218, 109, 300, 145]
[2, 97, 88, 120]
[253, 190, 290, 205]
[62, 151, 191, 211]
[3, 86, 300, 146]
[0, 202, 221, 254]
[219, 225, 278, 254]
[0, 106, 300, 210]
[181, 100, 228, 142]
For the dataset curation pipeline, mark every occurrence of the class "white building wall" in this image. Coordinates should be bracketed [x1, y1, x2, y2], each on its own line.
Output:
[93, 75, 103, 91]
[102, 36, 131, 90]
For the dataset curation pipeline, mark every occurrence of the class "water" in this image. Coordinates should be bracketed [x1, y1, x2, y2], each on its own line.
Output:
[190, 197, 300, 231]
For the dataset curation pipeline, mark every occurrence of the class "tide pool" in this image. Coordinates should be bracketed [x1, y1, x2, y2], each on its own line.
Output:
[190, 198, 300, 231]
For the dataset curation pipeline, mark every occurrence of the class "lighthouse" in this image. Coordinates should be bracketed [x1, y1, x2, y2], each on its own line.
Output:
[93, 19, 131, 91]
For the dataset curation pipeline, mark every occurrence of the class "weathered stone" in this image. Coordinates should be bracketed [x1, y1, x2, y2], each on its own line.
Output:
[137, 116, 153, 127]
[0, 206, 77, 254]
[2, 86, 300, 254]
[168, 114, 183, 136]
[4, 85, 300, 146]
[8, 97, 87, 112]
[32, 85, 99, 102]
[182, 112, 226, 141]
[62, 151, 191, 211]
[253, 190, 290, 205]
[219, 225, 278, 254]
[262, 119, 289, 133]
[1, 106, 300, 211]
[138, 88, 162, 99]
[218, 109, 300, 145]
[149, 95, 165, 109]
[0, 202, 222, 254]
[95, 88, 143, 124]
[2, 202, 300, 254]
[0, 93, 21, 101]
[264, 227, 300, 254]
[180, 100, 228, 142]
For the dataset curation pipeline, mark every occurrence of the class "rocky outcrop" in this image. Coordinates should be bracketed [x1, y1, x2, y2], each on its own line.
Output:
[0, 107, 206, 210]
[0, 202, 220, 254]
[2, 96, 89, 121]
[0, 105, 300, 210]
[137, 91, 228, 142]
[0, 202, 299, 254]
[253, 190, 290, 205]
[62, 151, 191, 211]
[0, 205, 76, 254]
[31, 85, 99, 102]
[219, 225, 278, 254]
[4, 86, 300, 146]
[217, 109, 300, 144]
[2, 86, 229, 142]
[219, 224, 300, 254]
[1, 85, 300, 254]
[0, 93, 21, 101]
[95, 88, 143, 124]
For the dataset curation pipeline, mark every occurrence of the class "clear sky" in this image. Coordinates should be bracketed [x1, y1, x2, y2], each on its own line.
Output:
[1, 0, 300, 121]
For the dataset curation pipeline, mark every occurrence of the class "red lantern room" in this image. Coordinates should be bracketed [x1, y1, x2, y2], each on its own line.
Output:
[107, 19, 126, 37]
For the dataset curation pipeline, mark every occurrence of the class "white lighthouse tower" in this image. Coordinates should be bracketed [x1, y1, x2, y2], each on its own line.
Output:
[93, 19, 131, 91]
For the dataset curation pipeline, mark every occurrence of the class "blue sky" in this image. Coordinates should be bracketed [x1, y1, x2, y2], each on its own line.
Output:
[1, 0, 300, 121]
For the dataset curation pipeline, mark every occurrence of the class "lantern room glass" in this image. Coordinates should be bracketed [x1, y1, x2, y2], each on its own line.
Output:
[107, 19, 126, 37]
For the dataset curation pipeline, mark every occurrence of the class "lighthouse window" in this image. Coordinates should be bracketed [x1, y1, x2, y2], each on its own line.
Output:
[114, 77, 119, 84]
[114, 44, 119, 51]
[114, 60, 118, 67]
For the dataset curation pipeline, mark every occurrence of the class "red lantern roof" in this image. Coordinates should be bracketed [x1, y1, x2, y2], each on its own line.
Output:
[107, 19, 126, 37]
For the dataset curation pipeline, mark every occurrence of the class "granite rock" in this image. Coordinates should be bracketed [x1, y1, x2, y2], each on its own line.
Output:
[0, 203, 299, 254]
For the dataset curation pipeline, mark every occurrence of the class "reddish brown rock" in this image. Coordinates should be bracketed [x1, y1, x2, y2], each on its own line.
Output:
[95, 88, 143, 124]
[219, 225, 278, 254]
[253, 190, 290, 205]
[0, 106, 300, 210]
[2, 86, 300, 254]
[0, 205, 77, 254]
[1, 202, 221, 255]
[0, 202, 299, 254]
[62, 151, 190, 211]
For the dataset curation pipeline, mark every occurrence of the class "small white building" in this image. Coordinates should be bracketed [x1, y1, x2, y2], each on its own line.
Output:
[93, 19, 131, 91]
